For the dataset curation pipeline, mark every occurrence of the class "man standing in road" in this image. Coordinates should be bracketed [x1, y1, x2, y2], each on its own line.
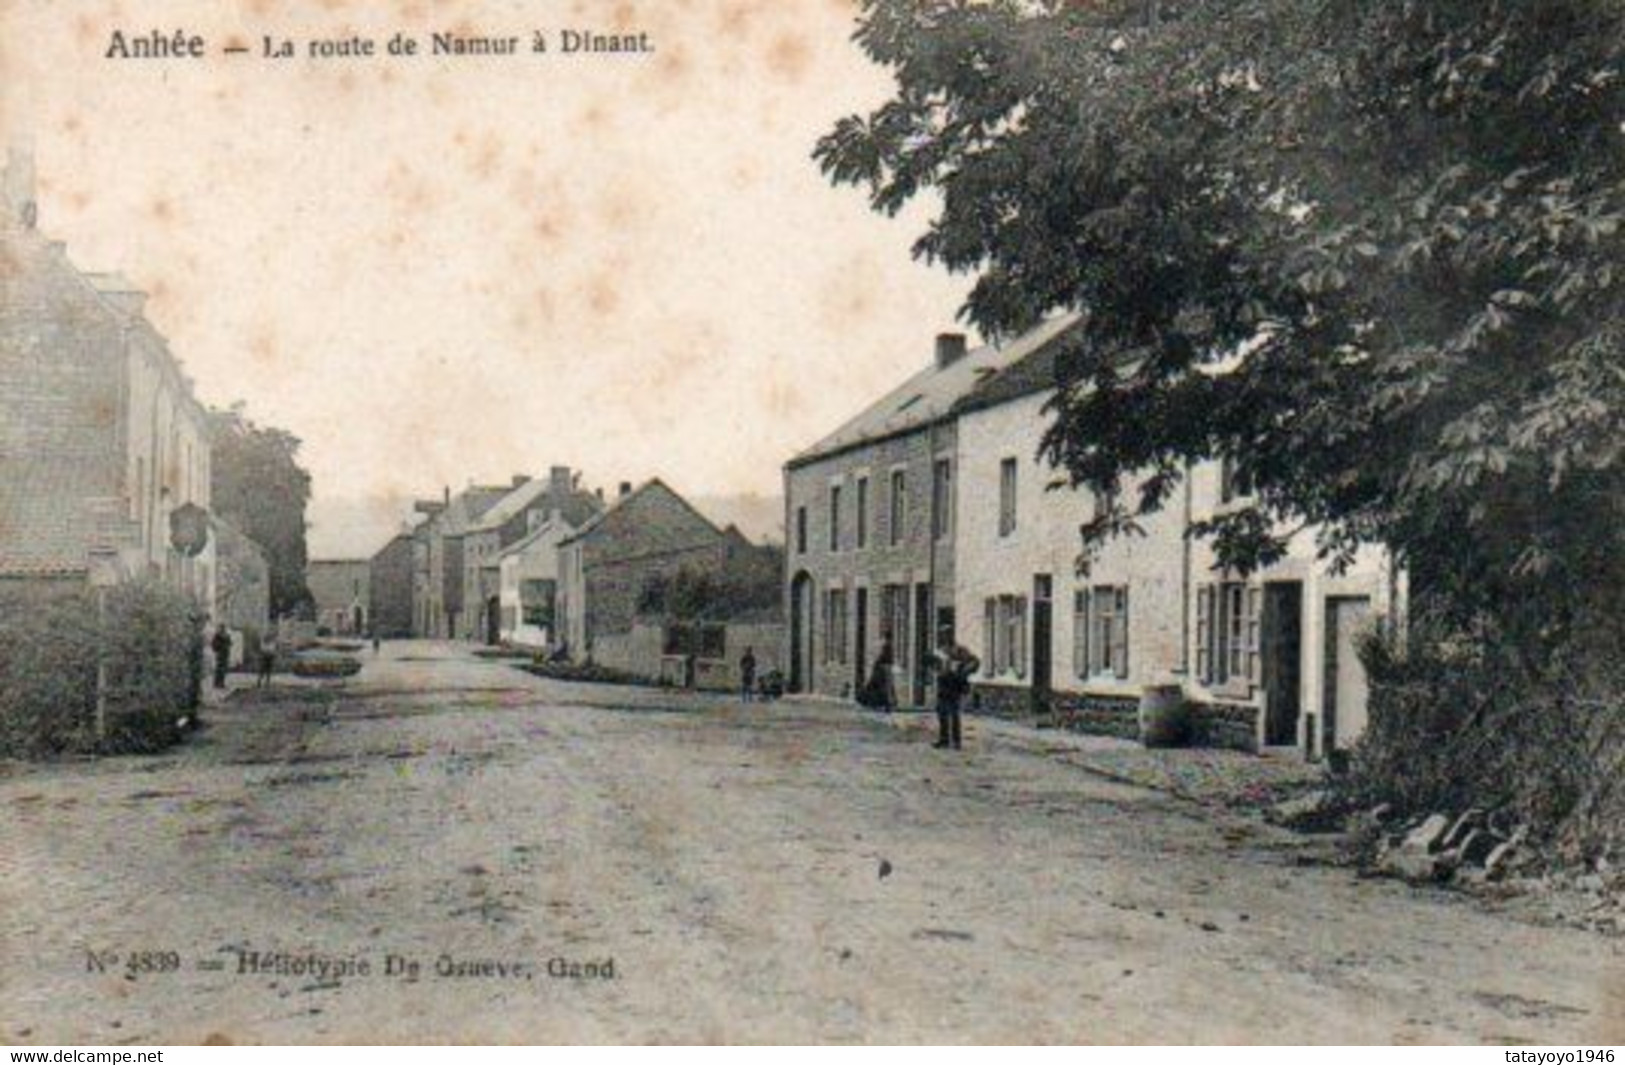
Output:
[210, 625, 233, 690]
[739, 646, 757, 702]
[933, 635, 979, 751]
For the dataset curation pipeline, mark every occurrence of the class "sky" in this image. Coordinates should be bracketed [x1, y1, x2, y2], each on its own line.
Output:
[0, 0, 975, 556]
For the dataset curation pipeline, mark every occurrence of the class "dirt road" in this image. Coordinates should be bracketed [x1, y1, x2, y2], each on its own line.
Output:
[1, 642, 1619, 1043]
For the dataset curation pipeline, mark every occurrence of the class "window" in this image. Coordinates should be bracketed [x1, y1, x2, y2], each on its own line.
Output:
[795, 506, 807, 554]
[881, 584, 909, 662]
[1074, 586, 1130, 679]
[1219, 456, 1252, 504]
[828, 484, 842, 552]
[855, 476, 869, 549]
[998, 458, 1018, 537]
[823, 589, 848, 664]
[888, 469, 907, 546]
[1198, 581, 1260, 686]
[984, 595, 1027, 676]
[931, 458, 953, 541]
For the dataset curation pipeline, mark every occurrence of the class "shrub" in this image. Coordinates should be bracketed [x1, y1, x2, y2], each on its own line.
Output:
[1335, 615, 1624, 866]
[290, 654, 361, 678]
[0, 579, 203, 759]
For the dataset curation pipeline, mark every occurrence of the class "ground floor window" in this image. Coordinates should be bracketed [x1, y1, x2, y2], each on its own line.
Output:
[1197, 581, 1260, 686]
[982, 595, 1027, 677]
[880, 584, 909, 664]
[1074, 585, 1130, 679]
[824, 588, 849, 665]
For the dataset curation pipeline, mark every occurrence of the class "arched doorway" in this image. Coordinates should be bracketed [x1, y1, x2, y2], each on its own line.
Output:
[789, 571, 814, 693]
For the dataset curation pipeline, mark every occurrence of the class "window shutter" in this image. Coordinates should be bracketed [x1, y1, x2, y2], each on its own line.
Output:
[1246, 585, 1263, 684]
[1115, 587, 1130, 679]
[1073, 590, 1089, 679]
[1015, 597, 1027, 679]
[984, 598, 996, 675]
[1196, 585, 1213, 683]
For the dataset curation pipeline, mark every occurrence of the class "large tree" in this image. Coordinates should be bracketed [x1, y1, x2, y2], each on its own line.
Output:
[209, 403, 314, 619]
[817, 0, 1625, 674]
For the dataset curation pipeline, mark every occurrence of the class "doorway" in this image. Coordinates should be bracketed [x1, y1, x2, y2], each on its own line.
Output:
[1324, 596, 1373, 752]
[853, 586, 869, 695]
[485, 596, 501, 645]
[1031, 574, 1053, 713]
[913, 584, 932, 707]
[1261, 581, 1304, 746]
[789, 572, 813, 693]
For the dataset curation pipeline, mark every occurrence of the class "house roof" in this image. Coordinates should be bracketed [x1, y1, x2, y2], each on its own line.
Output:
[466, 476, 600, 534]
[497, 515, 572, 560]
[438, 485, 512, 537]
[558, 478, 722, 548]
[788, 314, 1082, 468]
[953, 325, 1146, 417]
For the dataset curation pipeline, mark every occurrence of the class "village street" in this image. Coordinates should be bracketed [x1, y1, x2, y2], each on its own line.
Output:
[1, 642, 1619, 1045]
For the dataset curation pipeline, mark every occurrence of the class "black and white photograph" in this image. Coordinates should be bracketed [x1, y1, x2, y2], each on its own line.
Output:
[0, 0, 1621, 1048]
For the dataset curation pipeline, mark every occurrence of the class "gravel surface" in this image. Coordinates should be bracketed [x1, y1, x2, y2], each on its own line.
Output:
[2, 642, 1619, 1044]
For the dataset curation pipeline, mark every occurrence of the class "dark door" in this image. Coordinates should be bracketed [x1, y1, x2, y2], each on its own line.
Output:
[854, 586, 869, 695]
[913, 584, 932, 706]
[1262, 582, 1304, 746]
[485, 596, 501, 645]
[789, 572, 812, 693]
[1031, 574, 1053, 712]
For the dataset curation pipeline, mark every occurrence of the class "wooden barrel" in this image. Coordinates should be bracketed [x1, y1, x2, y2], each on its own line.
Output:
[1138, 684, 1190, 748]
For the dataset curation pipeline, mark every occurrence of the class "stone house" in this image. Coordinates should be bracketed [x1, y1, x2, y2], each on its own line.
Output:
[368, 531, 415, 638]
[307, 559, 371, 636]
[496, 515, 576, 649]
[952, 333, 1403, 755]
[780, 318, 1079, 705]
[0, 150, 215, 613]
[456, 466, 601, 643]
[410, 483, 510, 639]
[557, 479, 776, 672]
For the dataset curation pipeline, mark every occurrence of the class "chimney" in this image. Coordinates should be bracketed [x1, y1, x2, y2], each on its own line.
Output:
[934, 332, 968, 370]
[4, 145, 37, 229]
[619, 481, 633, 499]
[549, 465, 572, 497]
[595, 487, 604, 502]
[511, 473, 531, 488]
[443, 485, 450, 506]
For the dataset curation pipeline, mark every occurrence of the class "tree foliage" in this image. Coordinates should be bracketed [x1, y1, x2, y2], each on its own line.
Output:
[817, 0, 1625, 673]
[209, 403, 314, 618]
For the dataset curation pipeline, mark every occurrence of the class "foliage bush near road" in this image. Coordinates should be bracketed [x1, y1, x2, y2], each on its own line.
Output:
[0, 580, 202, 758]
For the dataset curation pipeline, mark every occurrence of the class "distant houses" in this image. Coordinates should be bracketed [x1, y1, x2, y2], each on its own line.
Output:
[785, 317, 1402, 756]
[368, 532, 414, 638]
[307, 559, 371, 636]
[360, 471, 784, 691]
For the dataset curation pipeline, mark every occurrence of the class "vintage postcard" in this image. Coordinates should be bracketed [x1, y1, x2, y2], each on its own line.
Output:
[1, 0, 1621, 1048]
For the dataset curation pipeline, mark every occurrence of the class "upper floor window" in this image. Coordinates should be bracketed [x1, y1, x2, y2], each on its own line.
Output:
[828, 484, 842, 552]
[889, 469, 907, 547]
[855, 476, 870, 550]
[931, 458, 953, 542]
[795, 506, 808, 555]
[1219, 455, 1253, 504]
[998, 458, 1018, 537]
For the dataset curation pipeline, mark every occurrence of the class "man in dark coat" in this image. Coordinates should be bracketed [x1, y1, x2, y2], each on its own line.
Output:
[933, 637, 980, 750]
[210, 626, 233, 689]
[739, 646, 757, 702]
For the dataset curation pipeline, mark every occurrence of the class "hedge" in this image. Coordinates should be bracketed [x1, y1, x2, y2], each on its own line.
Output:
[0, 579, 204, 759]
